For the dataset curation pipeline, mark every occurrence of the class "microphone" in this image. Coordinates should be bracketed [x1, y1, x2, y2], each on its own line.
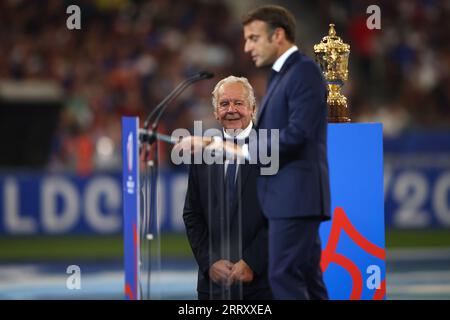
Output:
[142, 70, 214, 131]
[139, 129, 177, 145]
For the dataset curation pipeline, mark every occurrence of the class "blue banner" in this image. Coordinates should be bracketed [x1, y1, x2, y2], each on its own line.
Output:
[321, 123, 386, 300]
[0, 170, 190, 235]
[1, 132, 449, 236]
[384, 157, 450, 228]
[0, 172, 123, 234]
[122, 117, 140, 300]
[384, 131, 450, 228]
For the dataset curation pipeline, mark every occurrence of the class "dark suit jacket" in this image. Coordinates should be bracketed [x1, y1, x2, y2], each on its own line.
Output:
[255, 51, 331, 221]
[183, 159, 271, 296]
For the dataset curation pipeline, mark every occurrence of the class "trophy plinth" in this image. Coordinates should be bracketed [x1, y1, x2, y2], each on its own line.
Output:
[314, 24, 351, 123]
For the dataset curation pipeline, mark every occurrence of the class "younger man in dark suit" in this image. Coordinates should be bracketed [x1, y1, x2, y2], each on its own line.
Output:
[242, 5, 330, 299]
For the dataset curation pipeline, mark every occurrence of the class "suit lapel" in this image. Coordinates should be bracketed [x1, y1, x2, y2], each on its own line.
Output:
[216, 162, 225, 198]
[208, 162, 224, 216]
[257, 74, 281, 124]
[229, 163, 251, 221]
[238, 163, 251, 197]
[209, 130, 225, 210]
[257, 51, 301, 125]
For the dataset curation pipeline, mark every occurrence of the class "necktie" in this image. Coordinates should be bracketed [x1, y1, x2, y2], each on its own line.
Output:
[225, 161, 237, 209]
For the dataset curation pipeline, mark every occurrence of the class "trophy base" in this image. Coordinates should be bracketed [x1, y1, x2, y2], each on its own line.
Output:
[328, 116, 351, 123]
[328, 103, 351, 123]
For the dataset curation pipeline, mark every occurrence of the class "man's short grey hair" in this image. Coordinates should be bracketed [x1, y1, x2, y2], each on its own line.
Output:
[211, 75, 256, 110]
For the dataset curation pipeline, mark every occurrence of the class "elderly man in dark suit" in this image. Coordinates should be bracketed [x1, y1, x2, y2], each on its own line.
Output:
[182, 76, 272, 300]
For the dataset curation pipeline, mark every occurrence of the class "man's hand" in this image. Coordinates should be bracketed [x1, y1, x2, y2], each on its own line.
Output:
[206, 139, 244, 159]
[226, 259, 254, 286]
[173, 136, 245, 159]
[173, 136, 212, 154]
[209, 260, 234, 285]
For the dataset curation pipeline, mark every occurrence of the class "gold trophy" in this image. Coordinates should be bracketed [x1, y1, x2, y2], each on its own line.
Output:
[314, 24, 351, 122]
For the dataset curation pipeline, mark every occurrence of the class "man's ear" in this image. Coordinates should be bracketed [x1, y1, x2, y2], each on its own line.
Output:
[252, 104, 257, 121]
[273, 27, 285, 44]
[214, 110, 219, 120]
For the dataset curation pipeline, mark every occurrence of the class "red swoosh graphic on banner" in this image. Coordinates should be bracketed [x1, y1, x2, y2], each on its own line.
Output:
[321, 207, 386, 300]
[373, 279, 386, 300]
[125, 223, 138, 300]
[125, 284, 134, 300]
[133, 222, 138, 299]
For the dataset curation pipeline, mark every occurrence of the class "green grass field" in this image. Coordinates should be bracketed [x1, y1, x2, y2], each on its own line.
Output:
[1, 229, 450, 261]
[386, 229, 450, 248]
[0, 233, 192, 261]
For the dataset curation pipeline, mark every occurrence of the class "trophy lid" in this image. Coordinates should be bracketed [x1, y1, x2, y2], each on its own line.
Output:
[314, 24, 350, 54]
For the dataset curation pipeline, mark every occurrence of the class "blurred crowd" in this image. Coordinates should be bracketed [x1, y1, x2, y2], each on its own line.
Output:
[0, 0, 448, 174]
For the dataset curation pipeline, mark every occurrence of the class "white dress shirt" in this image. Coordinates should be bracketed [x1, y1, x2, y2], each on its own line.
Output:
[223, 121, 253, 179]
[272, 45, 298, 72]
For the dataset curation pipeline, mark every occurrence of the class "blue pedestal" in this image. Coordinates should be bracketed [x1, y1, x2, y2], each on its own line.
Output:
[320, 123, 386, 300]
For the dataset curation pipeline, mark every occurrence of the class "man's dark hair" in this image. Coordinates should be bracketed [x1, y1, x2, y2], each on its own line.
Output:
[242, 5, 296, 43]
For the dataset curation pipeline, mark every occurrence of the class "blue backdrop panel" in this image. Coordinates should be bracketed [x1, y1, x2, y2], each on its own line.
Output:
[384, 131, 450, 229]
[320, 123, 386, 300]
[0, 172, 123, 235]
[2, 131, 449, 235]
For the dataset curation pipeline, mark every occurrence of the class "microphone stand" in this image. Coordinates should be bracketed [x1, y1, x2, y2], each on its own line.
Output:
[138, 71, 214, 299]
[140, 71, 214, 152]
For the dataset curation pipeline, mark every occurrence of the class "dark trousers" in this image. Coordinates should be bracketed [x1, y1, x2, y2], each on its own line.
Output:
[198, 287, 273, 300]
[268, 218, 328, 300]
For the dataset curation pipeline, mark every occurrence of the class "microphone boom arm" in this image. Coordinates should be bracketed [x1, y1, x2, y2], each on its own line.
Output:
[143, 71, 214, 131]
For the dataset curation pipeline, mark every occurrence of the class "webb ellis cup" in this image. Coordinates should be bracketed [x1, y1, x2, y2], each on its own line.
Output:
[314, 24, 351, 123]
